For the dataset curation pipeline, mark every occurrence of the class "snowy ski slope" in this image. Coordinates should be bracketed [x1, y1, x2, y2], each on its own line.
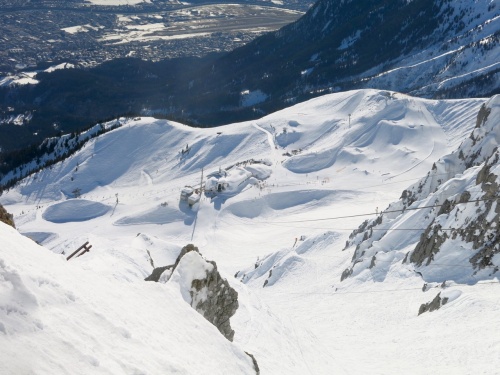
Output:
[1, 89, 498, 374]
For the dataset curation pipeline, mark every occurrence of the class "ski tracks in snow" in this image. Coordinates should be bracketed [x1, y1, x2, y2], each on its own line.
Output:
[384, 139, 436, 181]
[252, 122, 281, 165]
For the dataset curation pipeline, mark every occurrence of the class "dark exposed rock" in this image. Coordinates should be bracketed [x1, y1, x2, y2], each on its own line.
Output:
[475, 103, 492, 129]
[458, 191, 471, 204]
[410, 224, 448, 267]
[0, 204, 15, 228]
[245, 352, 260, 375]
[145, 265, 174, 282]
[263, 269, 272, 287]
[190, 257, 239, 342]
[340, 267, 353, 281]
[437, 199, 453, 216]
[345, 215, 383, 256]
[418, 292, 449, 315]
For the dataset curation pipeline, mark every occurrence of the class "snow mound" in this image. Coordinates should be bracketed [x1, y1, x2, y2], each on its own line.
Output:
[43, 199, 110, 223]
[115, 205, 187, 226]
[236, 232, 340, 287]
[131, 233, 181, 267]
[282, 92, 448, 174]
[224, 189, 354, 219]
[169, 250, 215, 304]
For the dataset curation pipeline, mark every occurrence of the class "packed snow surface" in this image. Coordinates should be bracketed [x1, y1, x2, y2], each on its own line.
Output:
[1, 89, 498, 374]
[42, 199, 110, 223]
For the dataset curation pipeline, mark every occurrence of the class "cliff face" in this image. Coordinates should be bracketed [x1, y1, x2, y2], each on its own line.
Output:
[343, 95, 500, 284]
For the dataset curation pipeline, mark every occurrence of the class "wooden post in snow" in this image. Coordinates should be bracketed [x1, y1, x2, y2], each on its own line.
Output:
[66, 241, 92, 261]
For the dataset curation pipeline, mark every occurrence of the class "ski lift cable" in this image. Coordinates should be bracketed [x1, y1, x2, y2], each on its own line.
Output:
[268, 280, 500, 296]
[215, 195, 499, 238]
[258, 195, 500, 224]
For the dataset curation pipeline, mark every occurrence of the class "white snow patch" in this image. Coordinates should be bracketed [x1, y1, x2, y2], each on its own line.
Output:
[240, 90, 268, 107]
[44, 63, 75, 73]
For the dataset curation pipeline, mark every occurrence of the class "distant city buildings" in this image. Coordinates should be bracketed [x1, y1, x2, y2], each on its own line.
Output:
[0, 0, 304, 74]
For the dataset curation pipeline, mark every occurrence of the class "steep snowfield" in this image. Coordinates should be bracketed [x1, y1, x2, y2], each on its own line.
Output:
[2, 89, 498, 374]
[0, 223, 255, 374]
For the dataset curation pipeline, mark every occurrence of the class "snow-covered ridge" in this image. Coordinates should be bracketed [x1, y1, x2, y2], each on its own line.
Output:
[0, 119, 123, 192]
[358, 1, 500, 97]
[343, 95, 500, 284]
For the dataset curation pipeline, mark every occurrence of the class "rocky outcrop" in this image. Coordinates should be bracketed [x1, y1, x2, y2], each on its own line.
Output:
[188, 255, 239, 342]
[0, 204, 15, 228]
[145, 244, 239, 342]
[418, 292, 449, 315]
[410, 224, 447, 267]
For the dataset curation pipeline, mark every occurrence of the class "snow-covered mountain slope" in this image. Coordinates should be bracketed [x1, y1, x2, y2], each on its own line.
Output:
[2, 89, 499, 374]
[343, 94, 500, 285]
[358, 0, 500, 98]
[0, 222, 256, 374]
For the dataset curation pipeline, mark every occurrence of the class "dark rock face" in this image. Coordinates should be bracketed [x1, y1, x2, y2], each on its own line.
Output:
[418, 292, 449, 315]
[245, 352, 260, 375]
[190, 258, 239, 342]
[144, 265, 174, 282]
[410, 224, 448, 267]
[0, 204, 15, 228]
[144, 244, 239, 342]
[475, 103, 492, 129]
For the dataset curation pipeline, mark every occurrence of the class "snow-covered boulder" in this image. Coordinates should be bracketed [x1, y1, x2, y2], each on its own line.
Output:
[147, 244, 239, 342]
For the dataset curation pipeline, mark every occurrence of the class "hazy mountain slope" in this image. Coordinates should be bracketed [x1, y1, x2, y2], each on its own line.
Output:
[183, 0, 498, 121]
[1, 0, 498, 155]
